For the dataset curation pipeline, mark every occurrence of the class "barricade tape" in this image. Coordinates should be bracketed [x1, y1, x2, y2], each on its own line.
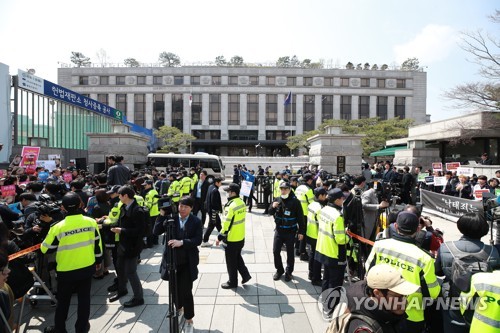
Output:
[346, 230, 374, 246]
[8, 244, 41, 261]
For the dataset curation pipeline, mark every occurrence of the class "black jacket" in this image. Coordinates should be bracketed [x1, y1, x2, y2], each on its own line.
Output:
[205, 184, 222, 215]
[268, 194, 305, 235]
[153, 214, 202, 281]
[192, 179, 210, 205]
[107, 163, 131, 186]
[117, 200, 146, 258]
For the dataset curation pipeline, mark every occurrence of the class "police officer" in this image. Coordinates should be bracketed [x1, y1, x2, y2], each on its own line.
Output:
[179, 171, 192, 198]
[217, 183, 251, 289]
[460, 270, 500, 333]
[306, 187, 328, 286]
[42, 192, 103, 333]
[269, 182, 305, 282]
[273, 172, 282, 200]
[143, 180, 160, 247]
[315, 188, 349, 315]
[167, 173, 181, 207]
[295, 173, 315, 260]
[365, 211, 441, 333]
[201, 177, 223, 247]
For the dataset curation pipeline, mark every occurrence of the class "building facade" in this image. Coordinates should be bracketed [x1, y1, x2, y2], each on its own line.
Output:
[58, 66, 428, 156]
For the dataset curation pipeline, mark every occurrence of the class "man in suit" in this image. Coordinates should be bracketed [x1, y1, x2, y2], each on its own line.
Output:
[191, 170, 210, 228]
[153, 197, 202, 333]
[201, 177, 223, 247]
[361, 182, 389, 241]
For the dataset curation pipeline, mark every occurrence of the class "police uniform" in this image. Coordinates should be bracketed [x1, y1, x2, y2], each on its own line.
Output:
[306, 188, 327, 283]
[365, 212, 440, 331]
[144, 181, 160, 247]
[179, 172, 192, 198]
[219, 183, 251, 288]
[295, 177, 314, 257]
[273, 173, 282, 200]
[460, 270, 500, 333]
[41, 193, 103, 333]
[167, 174, 181, 205]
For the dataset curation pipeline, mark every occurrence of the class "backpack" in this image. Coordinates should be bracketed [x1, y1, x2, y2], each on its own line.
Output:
[325, 312, 383, 333]
[446, 241, 493, 296]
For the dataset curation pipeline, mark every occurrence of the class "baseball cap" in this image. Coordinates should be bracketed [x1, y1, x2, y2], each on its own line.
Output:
[367, 264, 420, 296]
[144, 180, 153, 186]
[106, 185, 121, 195]
[223, 183, 240, 193]
[302, 173, 313, 182]
[279, 182, 291, 189]
[327, 188, 343, 201]
[396, 211, 419, 234]
[314, 187, 328, 197]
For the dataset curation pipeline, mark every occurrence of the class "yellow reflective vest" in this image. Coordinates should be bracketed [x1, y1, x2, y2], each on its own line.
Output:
[145, 188, 159, 217]
[221, 196, 246, 242]
[365, 237, 441, 323]
[316, 204, 349, 262]
[460, 270, 500, 333]
[295, 184, 314, 217]
[167, 180, 181, 203]
[179, 177, 192, 197]
[41, 214, 103, 272]
[306, 200, 322, 240]
[190, 173, 199, 191]
[273, 178, 281, 199]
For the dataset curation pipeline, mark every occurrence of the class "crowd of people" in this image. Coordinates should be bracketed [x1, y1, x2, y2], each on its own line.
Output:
[0, 155, 499, 333]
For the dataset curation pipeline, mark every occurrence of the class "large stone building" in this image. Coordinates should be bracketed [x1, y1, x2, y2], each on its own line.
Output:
[58, 65, 428, 156]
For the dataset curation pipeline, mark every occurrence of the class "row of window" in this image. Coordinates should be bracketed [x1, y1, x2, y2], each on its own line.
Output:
[192, 130, 292, 141]
[105, 93, 405, 130]
[79, 75, 406, 88]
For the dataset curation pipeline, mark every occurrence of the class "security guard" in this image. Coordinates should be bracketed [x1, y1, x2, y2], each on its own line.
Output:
[179, 170, 192, 198]
[273, 172, 282, 200]
[365, 211, 441, 332]
[315, 188, 349, 315]
[269, 182, 305, 282]
[167, 173, 181, 206]
[295, 173, 315, 260]
[42, 192, 103, 333]
[460, 270, 500, 333]
[143, 180, 160, 247]
[217, 183, 251, 289]
[306, 187, 328, 286]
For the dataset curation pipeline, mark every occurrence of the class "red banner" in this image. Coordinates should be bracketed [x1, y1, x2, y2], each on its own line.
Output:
[446, 162, 461, 171]
[0, 185, 16, 198]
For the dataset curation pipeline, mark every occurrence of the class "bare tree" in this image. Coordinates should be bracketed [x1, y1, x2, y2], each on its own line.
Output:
[96, 49, 108, 67]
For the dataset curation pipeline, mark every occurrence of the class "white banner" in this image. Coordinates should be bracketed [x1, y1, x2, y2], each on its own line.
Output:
[457, 167, 474, 177]
[433, 176, 447, 186]
[240, 180, 253, 198]
[36, 160, 57, 172]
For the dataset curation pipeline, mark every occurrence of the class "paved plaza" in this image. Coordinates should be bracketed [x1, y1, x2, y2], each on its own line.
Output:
[16, 201, 466, 333]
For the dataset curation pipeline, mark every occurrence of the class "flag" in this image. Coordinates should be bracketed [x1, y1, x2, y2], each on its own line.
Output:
[284, 91, 292, 106]
[189, 94, 192, 107]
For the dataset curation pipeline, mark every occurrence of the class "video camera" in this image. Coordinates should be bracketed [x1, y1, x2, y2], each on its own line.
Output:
[373, 180, 402, 204]
[158, 195, 177, 218]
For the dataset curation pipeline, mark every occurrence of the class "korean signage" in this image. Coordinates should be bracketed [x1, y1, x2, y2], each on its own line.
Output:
[456, 167, 474, 177]
[20, 146, 40, 173]
[446, 162, 461, 171]
[18, 69, 123, 121]
[421, 189, 484, 219]
[337, 156, 346, 174]
[1, 185, 16, 198]
[432, 162, 443, 172]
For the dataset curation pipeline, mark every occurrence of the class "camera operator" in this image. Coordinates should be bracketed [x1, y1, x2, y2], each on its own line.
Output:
[269, 182, 305, 282]
[153, 197, 202, 333]
[361, 181, 389, 242]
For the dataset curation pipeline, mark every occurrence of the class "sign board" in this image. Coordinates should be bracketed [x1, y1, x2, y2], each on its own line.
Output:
[417, 173, 428, 182]
[496, 188, 500, 197]
[240, 180, 253, 198]
[18, 69, 123, 121]
[432, 163, 443, 172]
[337, 156, 346, 174]
[456, 167, 474, 177]
[474, 189, 490, 200]
[48, 154, 61, 168]
[38, 171, 49, 182]
[446, 162, 461, 171]
[1, 185, 16, 198]
[434, 177, 447, 186]
[20, 146, 40, 173]
[425, 176, 434, 185]
[36, 160, 57, 172]
[421, 189, 484, 219]
[0, 170, 5, 178]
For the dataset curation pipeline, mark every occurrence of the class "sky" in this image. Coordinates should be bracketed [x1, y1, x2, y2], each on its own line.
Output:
[0, 0, 497, 122]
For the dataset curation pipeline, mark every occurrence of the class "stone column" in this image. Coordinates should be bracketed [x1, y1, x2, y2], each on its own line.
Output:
[164, 93, 172, 127]
[296, 94, 304, 135]
[369, 96, 377, 118]
[333, 95, 340, 119]
[388, 96, 395, 119]
[315, 94, 322, 128]
[351, 95, 359, 120]
[108, 93, 116, 108]
[145, 93, 153, 129]
[240, 94, 247, 125]
[183, 93, 191, 134]
[127, 93, 134, 123]
[258, 94, 266, 140]
[202, 93, 209, 126]
[221, 94, 229, 139]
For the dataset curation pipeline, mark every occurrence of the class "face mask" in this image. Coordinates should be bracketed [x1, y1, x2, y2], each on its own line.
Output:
[281, 194, 289, 199]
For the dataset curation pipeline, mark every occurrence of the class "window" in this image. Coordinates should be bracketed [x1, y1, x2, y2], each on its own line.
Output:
[209, 94, 221, 125]
[322, 95, 333, 121]
[153, 76, 162, 85]
[361, 78, 370, 87]
[97, 94, 108, 105]
[324, 77, 333, 87]
[136, 76, 146, 85]
[397, 79, 406, 88]
[116, 76, 126, 85]
[228, 76, 238, 85]
[190, 76, 200, 85]
[153, 94, 165, 129]
[377, 96, 388, 120]
[249, 76, 259, 85]
[341, 96, 352, 120]
[192, 130, 221, 140]
[228, 94, 240, 125]
[285, 94, 296, 126]
[359, 96, 370, 119]
[228, 131, 258, 140]
[247, 94, 259, 125]
[172, 94, 183, 130]
[266, 76, 275, 86]
[377, 79, 385, 88]
[79, 76, 88, 85]
[116, 94, 127, 114]
[191, 94, 202, 125]
[266, 94, 277, 125]
[134, 94, 145, 127]
[340, 78, 349, 87]
[303, 77, 313, 86]
[395, 97, 405, 119]
[303, 95, 315, 131]
[174, 76, 183, 85]
[287, 77, 296, 86]
[100, 76, 109, 85]
[212, 76, 221, 85]
[266, 131, 291, 140]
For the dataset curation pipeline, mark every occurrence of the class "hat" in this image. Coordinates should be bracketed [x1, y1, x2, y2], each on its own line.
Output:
[144, 180, 153, 186]
[280, 170, 287, 175]
[62, 192, 82, 209]
[106, 185, 121, 195]
[396, 211, 419, 234]
[367, 264, 420, 296]
[314, 187, 328, 197]
[159, 200, 171, 209]
[279, 182, 291, 189]
[223, 183, 240, 193]
[290, 176, 298, 183]
[328, 188, 344, 201]
[302, 173, 313, 182]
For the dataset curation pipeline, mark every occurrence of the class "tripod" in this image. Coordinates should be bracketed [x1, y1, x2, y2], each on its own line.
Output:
[164, 218, 181, 333]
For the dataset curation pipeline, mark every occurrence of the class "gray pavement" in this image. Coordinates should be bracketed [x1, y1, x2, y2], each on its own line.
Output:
[16, 201, 472, 333]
